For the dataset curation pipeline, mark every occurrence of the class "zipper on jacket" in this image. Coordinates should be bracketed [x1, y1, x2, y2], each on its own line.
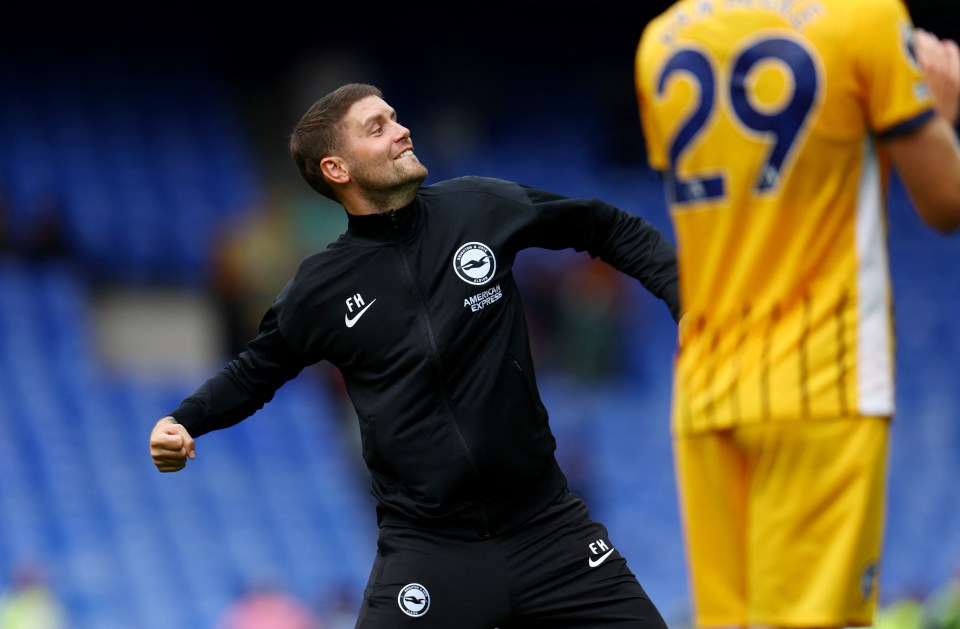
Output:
[393, 243, 493, 537]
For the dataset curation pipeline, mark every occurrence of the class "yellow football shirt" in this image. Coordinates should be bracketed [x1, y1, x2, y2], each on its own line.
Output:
[636, 0, 935, 434]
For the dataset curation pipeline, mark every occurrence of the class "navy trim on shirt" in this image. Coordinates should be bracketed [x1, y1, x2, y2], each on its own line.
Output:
[877, 109, 936, 140]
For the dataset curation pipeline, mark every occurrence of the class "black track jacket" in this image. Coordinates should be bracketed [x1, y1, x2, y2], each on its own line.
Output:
[169, 176, 680, 539]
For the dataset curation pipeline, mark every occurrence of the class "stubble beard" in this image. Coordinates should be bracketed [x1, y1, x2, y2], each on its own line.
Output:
[352, 156, 429, 212]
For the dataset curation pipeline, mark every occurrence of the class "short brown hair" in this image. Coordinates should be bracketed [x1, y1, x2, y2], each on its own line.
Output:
[289, 83, 383, 201]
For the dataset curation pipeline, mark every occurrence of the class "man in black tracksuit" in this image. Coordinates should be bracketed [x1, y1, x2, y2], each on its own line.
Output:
[150, 83, 680, 628]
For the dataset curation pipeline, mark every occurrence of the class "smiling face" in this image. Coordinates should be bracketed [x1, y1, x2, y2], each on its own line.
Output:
[335, 95, 429, 210]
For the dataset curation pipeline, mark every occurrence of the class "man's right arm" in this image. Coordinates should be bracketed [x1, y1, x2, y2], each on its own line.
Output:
[885, 29, 960, 234]
[148, 307, 308, 472]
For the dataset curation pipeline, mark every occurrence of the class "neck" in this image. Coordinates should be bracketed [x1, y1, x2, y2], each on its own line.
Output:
[343, 183, 420, 216]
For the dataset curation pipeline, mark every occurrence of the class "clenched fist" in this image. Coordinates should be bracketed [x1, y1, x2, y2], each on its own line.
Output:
[149, 416, 196, 472]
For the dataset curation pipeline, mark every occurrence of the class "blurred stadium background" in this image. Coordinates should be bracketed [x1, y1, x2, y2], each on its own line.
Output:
[1, 2, 958, 627]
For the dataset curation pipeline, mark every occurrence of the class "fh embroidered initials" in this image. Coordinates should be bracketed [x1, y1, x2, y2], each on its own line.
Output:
[345, 294, 377, 328]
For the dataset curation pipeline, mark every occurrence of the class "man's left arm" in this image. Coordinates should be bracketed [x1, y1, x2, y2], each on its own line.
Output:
[597, 205, 680, 322]
[519, 186, 681, 322]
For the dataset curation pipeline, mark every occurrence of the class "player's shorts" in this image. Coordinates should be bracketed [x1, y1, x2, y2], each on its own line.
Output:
[674, 416, 890, 628]
[355, 490, 668, 628]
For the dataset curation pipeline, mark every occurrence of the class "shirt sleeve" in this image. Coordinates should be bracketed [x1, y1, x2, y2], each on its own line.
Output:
[519, 185, 681, 322]
[857, 0, 936, 138]
[168, 307, 307, 437]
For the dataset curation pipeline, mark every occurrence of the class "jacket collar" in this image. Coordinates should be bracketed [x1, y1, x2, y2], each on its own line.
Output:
[345, 196, 421, 242]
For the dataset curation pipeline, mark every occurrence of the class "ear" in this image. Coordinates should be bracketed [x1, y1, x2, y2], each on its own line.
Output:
[320, 156, 350, 185]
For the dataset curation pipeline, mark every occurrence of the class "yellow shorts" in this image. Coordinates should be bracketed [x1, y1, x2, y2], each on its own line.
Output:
[674, 417, 890, 628]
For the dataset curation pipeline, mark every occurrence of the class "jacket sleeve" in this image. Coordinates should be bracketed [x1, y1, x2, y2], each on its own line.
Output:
[168, 307, 307, 437]
[518, 185, 681, 322]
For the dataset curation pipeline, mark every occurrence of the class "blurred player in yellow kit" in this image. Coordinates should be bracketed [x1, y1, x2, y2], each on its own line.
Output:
[635, 0, 960, 627]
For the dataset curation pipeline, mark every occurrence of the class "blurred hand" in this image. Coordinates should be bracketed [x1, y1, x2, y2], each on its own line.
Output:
[150, 416, 196, 472]
[677, 313, 691, 349]
[914, 28, 960, 125]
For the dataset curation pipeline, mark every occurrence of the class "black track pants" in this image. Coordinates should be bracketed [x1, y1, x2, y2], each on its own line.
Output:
[355, 491, 669, 628]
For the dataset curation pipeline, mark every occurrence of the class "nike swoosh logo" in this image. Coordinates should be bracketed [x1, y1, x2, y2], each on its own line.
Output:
[345, 299, 377, 328]
[588, 548, 616, 568]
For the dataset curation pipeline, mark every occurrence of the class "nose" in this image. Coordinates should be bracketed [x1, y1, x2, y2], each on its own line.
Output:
[392, 121, 411, 140]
